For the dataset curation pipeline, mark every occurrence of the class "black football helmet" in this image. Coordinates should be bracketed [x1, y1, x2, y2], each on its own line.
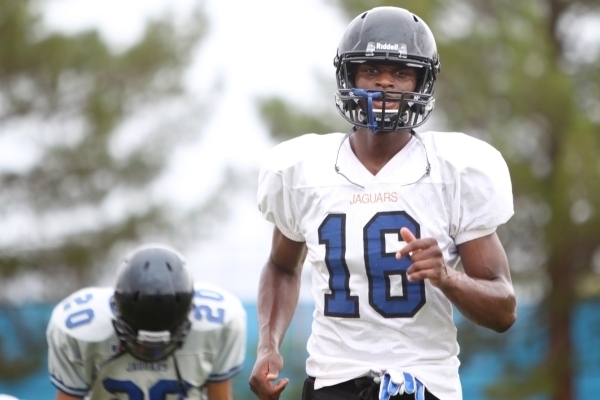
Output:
[334, 7, 440, 133]
[111, 245, 194, 362]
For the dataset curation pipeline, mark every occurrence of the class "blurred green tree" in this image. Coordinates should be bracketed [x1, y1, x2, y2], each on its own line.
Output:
[259, 0, 600, 399]
[0, 0, 215, 381]
[0, 0, 207, 295]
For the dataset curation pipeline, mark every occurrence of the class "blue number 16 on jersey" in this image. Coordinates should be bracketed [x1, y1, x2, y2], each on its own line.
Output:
[318, 211, 426, 319]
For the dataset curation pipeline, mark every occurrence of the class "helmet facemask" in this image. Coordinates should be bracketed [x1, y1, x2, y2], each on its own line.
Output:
[335, 59, 437, 134]
[112, 307, 192, 362]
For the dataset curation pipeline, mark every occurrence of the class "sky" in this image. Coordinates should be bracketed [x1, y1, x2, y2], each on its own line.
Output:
[37, 0, 349, 302]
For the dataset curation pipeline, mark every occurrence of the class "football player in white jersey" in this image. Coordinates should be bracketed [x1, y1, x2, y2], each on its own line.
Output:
[249, 6, 516, 400]
[47, 245, 247, 400]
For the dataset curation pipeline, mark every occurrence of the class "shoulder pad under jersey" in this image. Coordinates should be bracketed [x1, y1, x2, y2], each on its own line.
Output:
[263, 133, 345, 172]
[49, 287, 115, 342]
[189, 282, 246, 331]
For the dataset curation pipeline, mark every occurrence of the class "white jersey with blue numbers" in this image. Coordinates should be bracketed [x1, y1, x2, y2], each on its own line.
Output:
[257, 131, 514, 399]
[47, 282, 247, 400]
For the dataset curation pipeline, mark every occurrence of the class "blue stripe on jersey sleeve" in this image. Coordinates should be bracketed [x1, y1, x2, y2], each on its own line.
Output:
[50, 374, 89, 397]
[206, 364, 243, 382]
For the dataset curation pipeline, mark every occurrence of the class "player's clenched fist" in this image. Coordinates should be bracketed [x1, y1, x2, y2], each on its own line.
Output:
[249, 351, 289, 400]
[397, 227, 450, 288]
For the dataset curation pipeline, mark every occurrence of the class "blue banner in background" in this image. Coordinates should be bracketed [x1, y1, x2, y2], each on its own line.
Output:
[0, 301, 599, 400]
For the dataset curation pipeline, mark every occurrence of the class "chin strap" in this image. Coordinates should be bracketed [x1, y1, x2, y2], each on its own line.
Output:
[172, 354, 189, 400]
[98, 345, 127, 369]
[351, 88, 383, 133]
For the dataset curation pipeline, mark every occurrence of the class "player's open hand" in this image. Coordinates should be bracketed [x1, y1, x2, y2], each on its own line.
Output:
[249, 350, 288, 400]
[396, 227, 449, 288]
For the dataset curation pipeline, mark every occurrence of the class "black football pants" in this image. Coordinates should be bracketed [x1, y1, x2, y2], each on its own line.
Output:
[302, 376, 441, 400]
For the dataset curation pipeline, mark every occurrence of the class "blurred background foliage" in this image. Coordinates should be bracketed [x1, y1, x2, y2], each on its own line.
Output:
[0, 0, 599, 399]
[0, 0, 240, 384]
[0, 0, 221, 299]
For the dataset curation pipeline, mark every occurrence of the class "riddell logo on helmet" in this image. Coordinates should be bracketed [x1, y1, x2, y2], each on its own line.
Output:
[365, 42, 407, 58]
[376, 43, 399, 50]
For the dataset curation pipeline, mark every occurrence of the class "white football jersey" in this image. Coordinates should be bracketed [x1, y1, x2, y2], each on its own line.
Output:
[47, 282, 247, 400]
[257, 131, 513, 399]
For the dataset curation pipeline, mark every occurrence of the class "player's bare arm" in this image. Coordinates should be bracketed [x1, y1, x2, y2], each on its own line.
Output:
[397, 227, 516, 332]
[205, 380, 233, 400]
[249, 226, 307, 400]
[55, 392, 82, 400]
